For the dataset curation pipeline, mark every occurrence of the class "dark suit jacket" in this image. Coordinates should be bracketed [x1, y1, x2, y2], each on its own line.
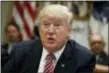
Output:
[96, 52, 109, 65]
[3, 39, 96, 73]
[1, 43, 10, 68]
[1, 41, 22, 68]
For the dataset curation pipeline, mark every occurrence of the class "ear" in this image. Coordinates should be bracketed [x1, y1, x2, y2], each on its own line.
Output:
[68, 29, 72, 39]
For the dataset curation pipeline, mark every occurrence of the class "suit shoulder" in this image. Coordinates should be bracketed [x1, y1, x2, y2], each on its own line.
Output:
[69, 39, 93, 56]
[69, 40, 95, 68]
[10, 39, 41, 62]
[12, 39, 40, 54]
[1, 43, 8, 48]
[69, 40, 94, 61]
[14, 39, 39, 48]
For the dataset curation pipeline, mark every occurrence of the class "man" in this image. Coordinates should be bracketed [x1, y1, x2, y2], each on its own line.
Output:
[89, 33, 109, 65]
[3, 4, 95, 73]
[88, 33, 109, 73]
[1, 23, 21, 67]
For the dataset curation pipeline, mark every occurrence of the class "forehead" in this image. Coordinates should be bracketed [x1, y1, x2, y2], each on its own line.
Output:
[90, 35, 103, 41]
[6, 25, 19, 33]
[7, 25, 17, 29]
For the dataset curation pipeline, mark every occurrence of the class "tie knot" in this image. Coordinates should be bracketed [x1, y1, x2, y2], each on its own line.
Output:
[46, 53, 55, 60]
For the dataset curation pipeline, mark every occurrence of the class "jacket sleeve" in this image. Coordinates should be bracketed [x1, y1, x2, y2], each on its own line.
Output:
[77, 55, 96, 73]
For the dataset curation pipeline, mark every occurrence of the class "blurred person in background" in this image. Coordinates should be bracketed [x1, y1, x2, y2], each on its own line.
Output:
[89, 33, 109, 73]
[89, 33, 109, 65]
[1, 23, 22, 68]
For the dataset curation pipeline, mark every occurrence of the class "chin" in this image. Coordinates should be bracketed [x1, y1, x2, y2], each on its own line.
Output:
[45, 43, 57, 49]
[47, 45, 56, 49]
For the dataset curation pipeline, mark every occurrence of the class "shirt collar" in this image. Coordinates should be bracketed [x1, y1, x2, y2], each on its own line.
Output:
[43, 45, 66, 61]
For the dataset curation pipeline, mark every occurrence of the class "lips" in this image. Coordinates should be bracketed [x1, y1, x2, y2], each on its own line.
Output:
[47, 37, 55, 43]
[48, 37, 54, 40]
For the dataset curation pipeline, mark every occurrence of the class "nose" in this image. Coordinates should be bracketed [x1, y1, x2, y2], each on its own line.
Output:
[94, 43, 99, 47]
[48, 24, 55, 35]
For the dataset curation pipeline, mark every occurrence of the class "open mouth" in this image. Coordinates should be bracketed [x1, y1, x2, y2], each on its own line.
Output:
[47, 37, 55, 43]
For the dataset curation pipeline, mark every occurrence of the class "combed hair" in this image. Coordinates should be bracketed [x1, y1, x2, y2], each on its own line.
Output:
[36, 4, 73, 28]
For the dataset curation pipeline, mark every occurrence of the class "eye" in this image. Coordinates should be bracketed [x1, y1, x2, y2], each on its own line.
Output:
[44, 23, 49, 26]
[55, 23, 61, 26]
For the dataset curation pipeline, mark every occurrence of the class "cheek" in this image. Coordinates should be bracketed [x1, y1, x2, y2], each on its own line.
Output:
[92, 45, 96, 48]
[56, 30, 69, 41]
[58, 28, 69, 36]
[40, 30, 47, 37]
[39, 30, 47, 41]
[14, 32, 19, 36]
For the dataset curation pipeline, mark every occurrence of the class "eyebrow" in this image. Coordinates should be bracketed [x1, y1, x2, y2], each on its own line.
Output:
[41, 19, 50, 22]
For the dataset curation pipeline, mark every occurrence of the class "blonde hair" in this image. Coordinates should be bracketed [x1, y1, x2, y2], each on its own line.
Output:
[36, 4, 73, 28]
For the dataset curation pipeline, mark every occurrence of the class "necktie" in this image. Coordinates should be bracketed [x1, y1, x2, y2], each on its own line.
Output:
[44, 53, 55, 73]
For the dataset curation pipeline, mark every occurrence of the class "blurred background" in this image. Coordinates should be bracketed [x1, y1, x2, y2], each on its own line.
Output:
[1, 1, 108, 54]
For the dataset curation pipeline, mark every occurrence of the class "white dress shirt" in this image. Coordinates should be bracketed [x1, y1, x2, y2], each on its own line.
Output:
[7, 43, 13, 54]
[37, 45, 65, 73]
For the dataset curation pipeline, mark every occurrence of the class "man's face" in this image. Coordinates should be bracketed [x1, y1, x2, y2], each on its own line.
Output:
[39, 15, 70, 53]
[89, 36, 105, 54]
[6, 25, 19, 43]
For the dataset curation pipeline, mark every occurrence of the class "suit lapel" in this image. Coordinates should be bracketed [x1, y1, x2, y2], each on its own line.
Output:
[98, 52, 107, 64]
[54, 40, 76, 73]
[21, 40, 43, 73]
